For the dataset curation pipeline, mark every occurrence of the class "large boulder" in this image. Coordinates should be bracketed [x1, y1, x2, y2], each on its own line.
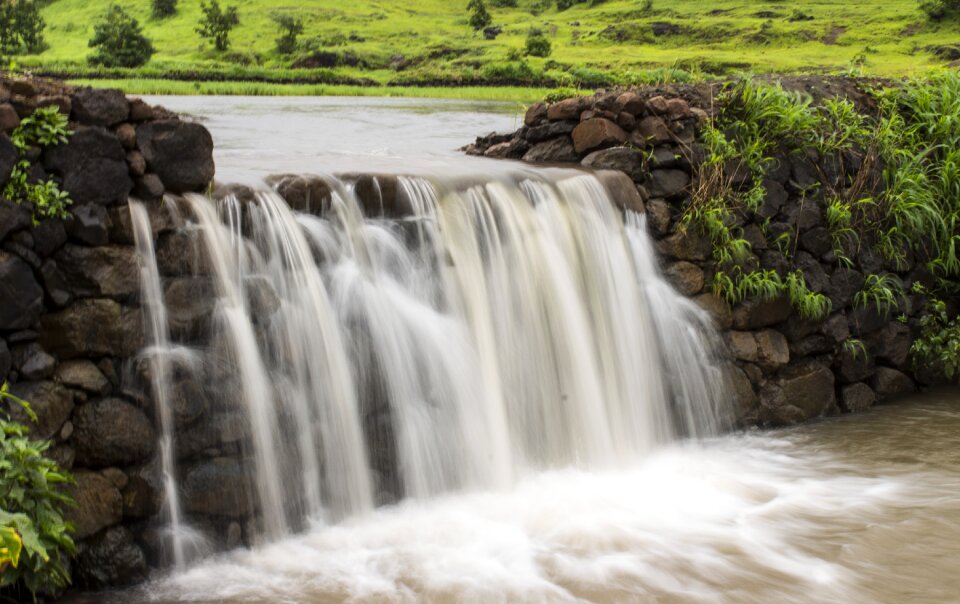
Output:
[40, 299, 143, 359]
[522, 137, 579, 163]
[53, 244, 139, 299]
[647, 169, 690, 198]
[546, 97, 585, 121]
[594, 170, 645, 214]
[75, 526, 147, 589]
[136, 120, 215, 193]
[165, 277, 216, 338]
[760, 360, 836, 425]
[0, 198, 31, 242]
[581, 147, 646, 182]
[56, 359, 111, 395]
[0, 251, 44, 329]
[872, 367, 915, 400]
[841, 382, 876, 413]
[67, 204, 112, 246]
[65, 470, 122, 539]
[572, 118, 627, 154]
[524, 120, 577, 144]
[265, 174, 332, 213]
[44, 127, 132, 206]
[664, 261, 704, 296]
[181, 457, 254, 517]
[72, 398, 156, 467]
[71, 88, 129, 127]
[6, 381, 73, 440]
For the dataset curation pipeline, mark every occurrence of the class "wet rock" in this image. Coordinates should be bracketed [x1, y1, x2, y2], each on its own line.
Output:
[54, 244, 139, 299]
[865, 322, 911, 369]
[181, 457, 254, 517]
[872, 367, 916, 400]
[523, 137, 579, 163]
[755, 329, 790, 371]
[71, 88, 130, 127]
[664, 261, 704, 295]
[67, 204, 112, 246]
[546, 97, 585, 121]
[760, 360, 835, 425]
[693, 293, 732, 330]
[828, 268, 864, 308]
[13, 342, 55, 380]
[66, 470, 123, 539]
[265, 174, 331, 213]
[134, 174, 165, 202]
[647, 169, 689, 198]
[836, 344, 874, 383]
[0, 199, 31, 242]
[41, 299, 143, 359]
[155, 229, 210, 276]
[632, 116, 672, 146]
[122, 473, 161, 519]
[0, 251, 44, 329]
[126, 150, 146, 176]
[572, 118, 627, 154]
[76, 526, 147, 589]
[6, 381, 73, 439]
[108, 199, 178, 245]
[56, 360, 111, 395]
[821, 313, 850, 343]
[732, 295, 792, 330]
[725, 363, 758, 422]
[645, 199, 671, 236]
[524, 120, 577, 144]
[44, 126, 132, 206]
[31, 218, 68, 258]
[581, 147, 646, 182]
[726, 331, 758, 362]
[165, 277, 216, 337]
[352, 174, 410, 217]
[40, 259, 72, 307]
[594, 170, 644, 214]
[72, 398, 156, 467]
[841, 382, 876, 413]
[655, 228, 710, 261]
[137, 120, 215, 193]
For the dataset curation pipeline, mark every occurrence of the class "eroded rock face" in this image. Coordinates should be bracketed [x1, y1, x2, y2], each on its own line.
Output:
[137, 120, 215, 193]
[72, 398, 156, 467]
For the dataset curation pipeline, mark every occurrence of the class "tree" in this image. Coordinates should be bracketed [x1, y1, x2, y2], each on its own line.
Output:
[525, 30, 551, 57]
[88, 5, 155, 68]
[197, 0, 240, 52]
[919, 0, 960, 19]
[152, 0, 178, 19]
[272, 14, 303, 55]
[467, 0, 491, 31]
[0, 0, 45, 55]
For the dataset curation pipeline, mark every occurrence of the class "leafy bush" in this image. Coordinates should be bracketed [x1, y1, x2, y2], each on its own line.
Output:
[0, 383, 76, 599]
[468, 0, 491, 30]
[919, 0, 960, 19]
[197, 0, 240, 51]
[0, 0, 45, 55]
[490, 0, 518, 6]
[272, 14, 303, 55]
[524, 31, 552, 57]
[88, 5, 155, 68]
[4, 106, 72, 225]
[152, 0, 177, 19]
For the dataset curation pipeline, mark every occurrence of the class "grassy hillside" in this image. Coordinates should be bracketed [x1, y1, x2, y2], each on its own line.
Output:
[15, 0, 960, 96]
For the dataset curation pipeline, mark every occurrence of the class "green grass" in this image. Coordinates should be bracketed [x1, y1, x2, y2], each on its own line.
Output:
[12, 0, 960, 98]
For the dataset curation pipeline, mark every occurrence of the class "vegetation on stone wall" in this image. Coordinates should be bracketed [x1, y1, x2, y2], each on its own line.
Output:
[3, 105, 71, 225]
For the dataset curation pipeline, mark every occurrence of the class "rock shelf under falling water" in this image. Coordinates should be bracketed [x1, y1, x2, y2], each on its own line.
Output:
[131, 168, 732, 556]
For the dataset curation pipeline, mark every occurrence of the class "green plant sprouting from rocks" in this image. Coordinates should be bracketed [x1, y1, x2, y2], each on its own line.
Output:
[0, 382, 76, 599]
[4, 105, 72, 225]
[910, 285, 960, 381]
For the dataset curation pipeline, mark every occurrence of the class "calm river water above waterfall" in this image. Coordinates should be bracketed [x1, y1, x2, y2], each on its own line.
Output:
[102, 97, 960, 603]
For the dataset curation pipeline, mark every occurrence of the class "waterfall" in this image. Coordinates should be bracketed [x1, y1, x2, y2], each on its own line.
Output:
[132, 169, 732, 550]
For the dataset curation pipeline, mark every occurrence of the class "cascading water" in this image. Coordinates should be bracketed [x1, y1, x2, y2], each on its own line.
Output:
[131, 168, 732, 556]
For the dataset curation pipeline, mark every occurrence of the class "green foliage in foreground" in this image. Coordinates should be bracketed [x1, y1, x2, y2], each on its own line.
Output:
[4, 106, 72, 225]
[0, 383, 76, 599]
[88, 5, 155, 68]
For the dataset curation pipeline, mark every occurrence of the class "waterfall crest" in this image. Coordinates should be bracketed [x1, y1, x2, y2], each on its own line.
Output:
[131, 169, 732, 551]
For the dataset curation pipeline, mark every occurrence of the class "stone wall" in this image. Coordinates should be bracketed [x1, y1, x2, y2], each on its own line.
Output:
[0, 76, 214, 590]
[465, 79, 935, 427]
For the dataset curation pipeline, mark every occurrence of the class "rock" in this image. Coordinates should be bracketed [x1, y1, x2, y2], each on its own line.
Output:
[646, 96, 669, 115]
[836, 344, 874, 383]
[101, 467, 129, 490]
[44, 126, 132, 206]
[0, 340, 9, 379]
[36, 94, 71, 116]
[165, 277, 216, 337]
[572, 118, 627, 154]
[632, 116, 672, 146]
[134, 173, 165, 201]
[616, 111, 636, 131]
[799, 226, 833, 258]
[0, 251, 44, 329]
[524, 102, 547, 126]
[0, 103, 19, 132]
[522, 137, 579, 163]
[757, 179, 788, 219]
[0, 199, 31, 242]
[656, 228, 711, 261]
[13, 342, 55, 380]
[645, 199, 672, 236]
[67, 204, 112, 246]
[829, 268, 864, 308]
[546, 97, 584, 121]
[866, 322, 911, 368]
[666, 97, 690, 119]
[760, 360, 835, 425]
[65, 470, 123, 539]
[647, 169, 690, 198]
[6, 381, 73, 439]
[795, 251, 830, 293]
[75, 526, 147, 588]
[483, 142, 513, 158]
[524, 120, 577, 144]
[114, 123, 136, 150]
[128, 98, 153, 122]
[126, 150, 146, 176]
[581, 147, 646, 182]
[31, 218, 68, 258]
[821, 313, 850, 343]
[72, 398, 156, 467]
[181, 457, 254, 517]
[725, 363, 758, 422]
[693, 293, 732, 330]
[732, 295, 792, 330]
[137, 120, 215, 193]
[40, 299, 143, 359]
[0, 134, 16, 188]
[872, 367, 915, 400]
[615, 92, 645, 115]
[790, 334, 833, 357]
[754, 329, 790, 371]
[788, 153, 820, 191]
[664, 261, 704, 295]
[56, 360, 111, 394]
[71, 88, 130, 127]
[40, 259, 72, 307]
[726, 331, 758, 362]
[594, 170, 644, 213]
[841, 382, 876, 413]
[53, 244, 139, 299]
[122, 474, 160, 519]
[266, 174, 332, 213]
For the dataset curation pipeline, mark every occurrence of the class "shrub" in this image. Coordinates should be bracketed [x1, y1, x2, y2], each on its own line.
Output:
[0, 383, 76, 599]
[197, 0, 240, 52]
[88, 5, 155, 68]
[0, 0, 45, 55]
[152, 0, 177, 19]
[490, 0, 517, 5]
[272, 14, 303, 55]
[468, 0, 492, 30]
[524, 31, 552, 57]
[919, 0, 960, 19]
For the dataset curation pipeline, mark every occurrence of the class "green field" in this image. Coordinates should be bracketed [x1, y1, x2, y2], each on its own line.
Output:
[17, 0, 960, 96]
